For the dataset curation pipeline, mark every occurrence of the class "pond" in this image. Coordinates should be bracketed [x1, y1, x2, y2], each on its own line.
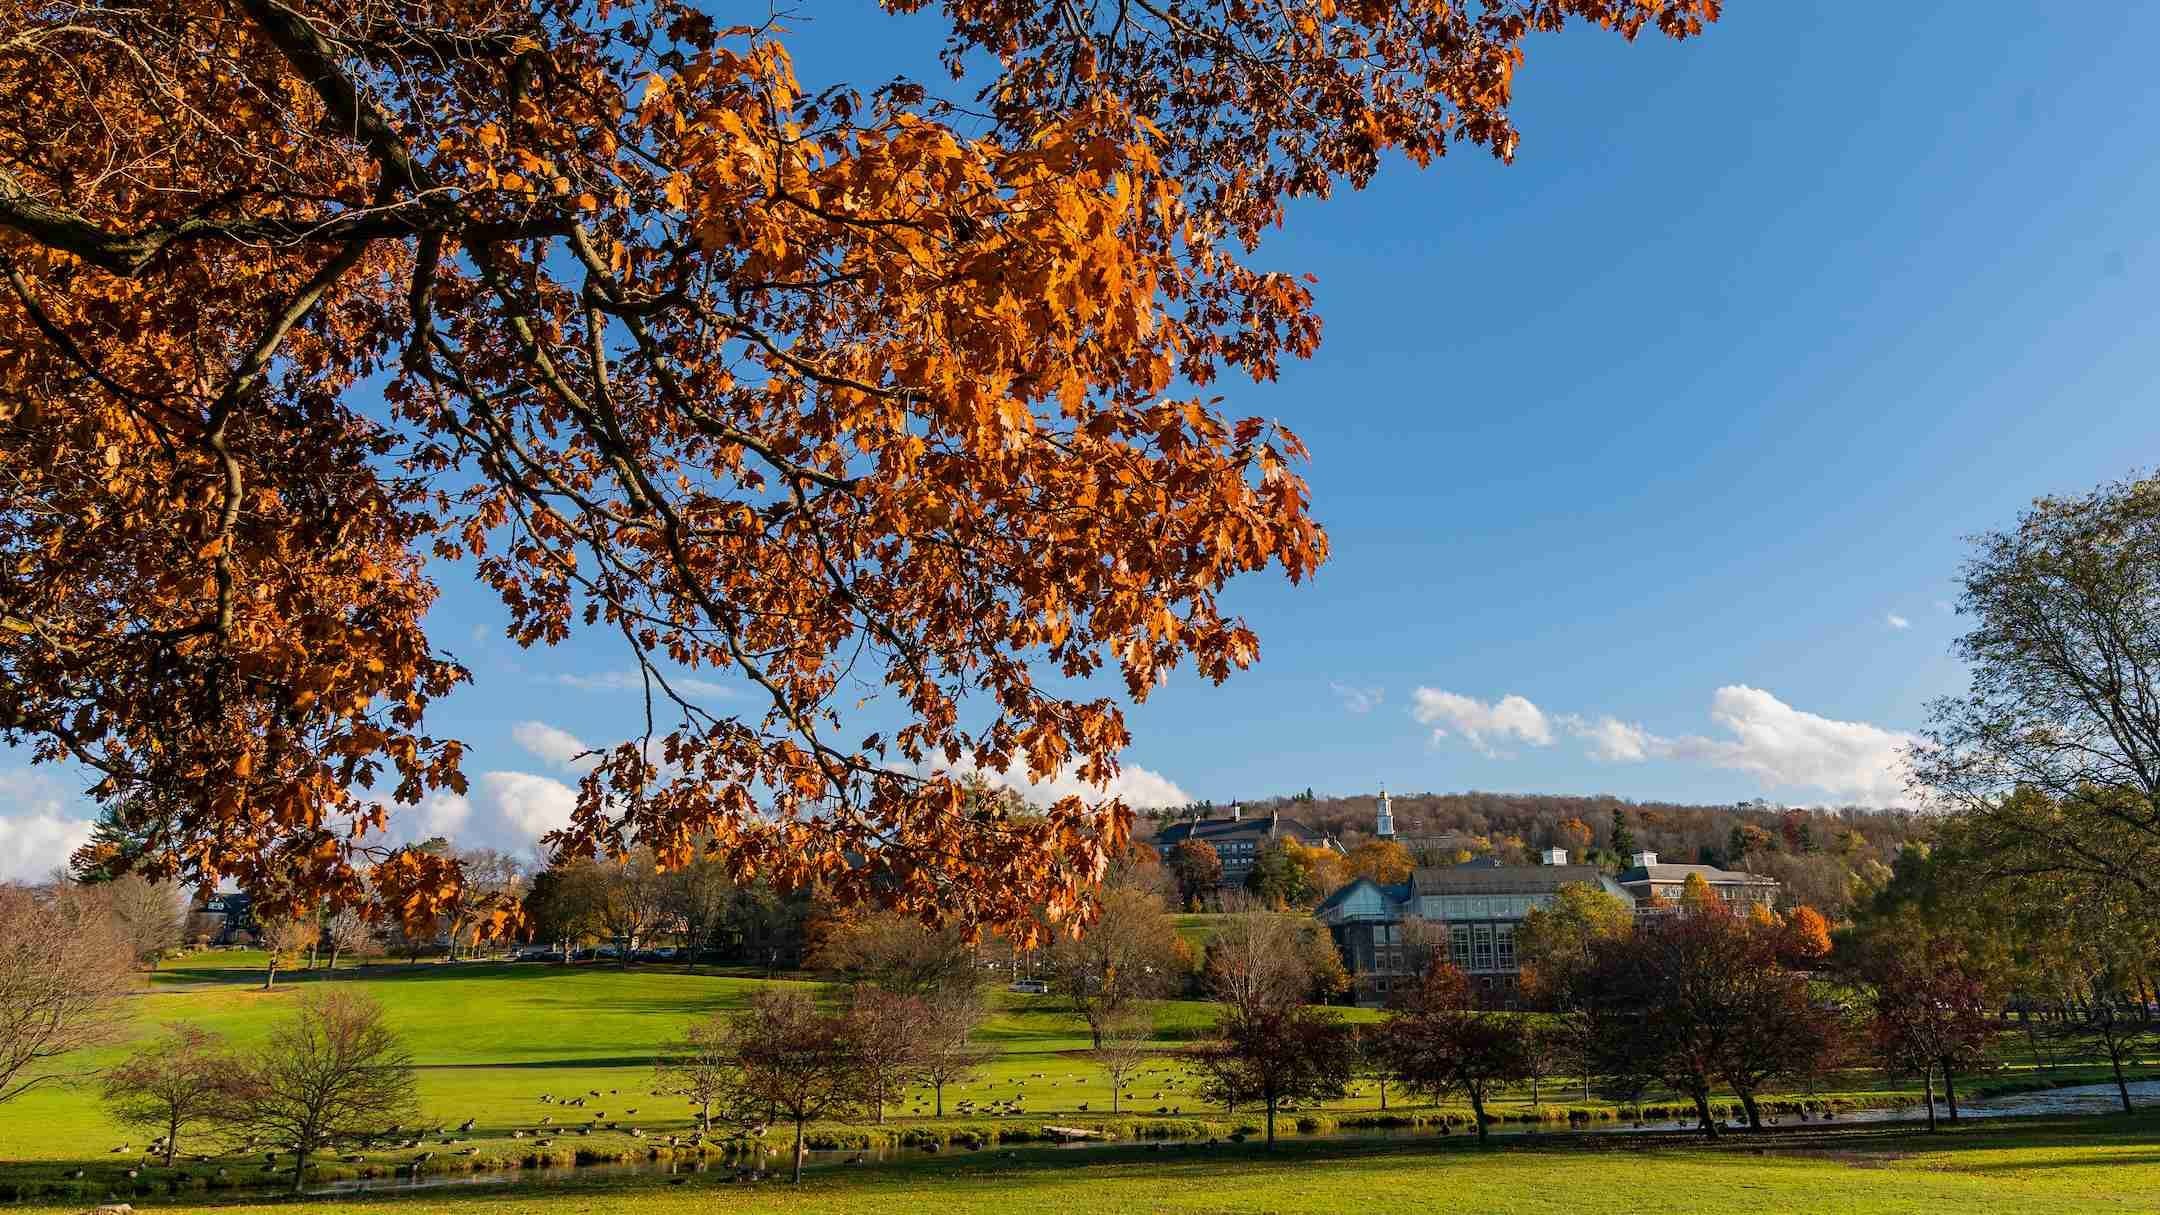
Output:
[274, 1079, 2160, 1199]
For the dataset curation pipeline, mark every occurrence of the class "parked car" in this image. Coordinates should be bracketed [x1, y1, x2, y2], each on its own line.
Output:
[1009, 979, 1049, 995]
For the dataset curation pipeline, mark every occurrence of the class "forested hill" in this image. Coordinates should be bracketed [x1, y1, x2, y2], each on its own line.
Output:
[1141, 790, 1932, 917]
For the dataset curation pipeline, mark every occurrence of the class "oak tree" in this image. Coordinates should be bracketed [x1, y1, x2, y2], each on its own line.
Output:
[1, 0, 1717, 934]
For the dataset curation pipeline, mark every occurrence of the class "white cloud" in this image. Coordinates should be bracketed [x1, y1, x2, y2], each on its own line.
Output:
[1566, 686, 1913, 806]
[1562, 714, 1659, 762]
[1331, 682, 1384, 714]
[0, 767, 95, 882]
[951, 751, 1192, 810]
[512, 721, 596, 771]
[1886, 613, 1911, 630]
[1410, 688, 1554, 757]
[475, 770, 582, 847]
[551, 669, 737, 700]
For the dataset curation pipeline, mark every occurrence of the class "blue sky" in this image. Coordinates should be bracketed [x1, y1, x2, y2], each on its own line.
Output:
[9, 2, 2160, 874]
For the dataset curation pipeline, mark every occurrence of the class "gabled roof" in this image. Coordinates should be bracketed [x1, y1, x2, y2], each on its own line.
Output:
[1411, 860, 1621, 898]
[1153, 813, 1327, 847]
[1312, 876, 1413, 923]
[1617, 863, 1778, 887]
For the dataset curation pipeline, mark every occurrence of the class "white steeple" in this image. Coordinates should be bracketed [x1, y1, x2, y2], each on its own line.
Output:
[1375, 785, 1395, 839]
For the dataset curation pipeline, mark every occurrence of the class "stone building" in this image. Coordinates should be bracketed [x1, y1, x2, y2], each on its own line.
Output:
[1151, 804, 1338, 890]
[1615, 851, 1780, 910]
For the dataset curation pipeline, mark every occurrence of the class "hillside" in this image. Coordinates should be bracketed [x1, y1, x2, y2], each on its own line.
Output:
[1143, 791, 1931, 916]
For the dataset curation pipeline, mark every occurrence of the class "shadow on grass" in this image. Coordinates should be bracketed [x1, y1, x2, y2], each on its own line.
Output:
[20, 1110, 2160, 1211]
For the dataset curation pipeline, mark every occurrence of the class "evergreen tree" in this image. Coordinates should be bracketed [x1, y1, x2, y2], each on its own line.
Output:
[1245, 840, 1309, 908]
[1609, 808, 1637, 859]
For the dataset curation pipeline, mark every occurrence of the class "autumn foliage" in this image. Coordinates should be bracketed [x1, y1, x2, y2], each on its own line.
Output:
[0, 0, 1716, 934]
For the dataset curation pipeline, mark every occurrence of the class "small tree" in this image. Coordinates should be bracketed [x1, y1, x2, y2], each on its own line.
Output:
[99, 1023, 232, 1165]
[1520, 1021, 1564, 1107]
[654, 1011, 731, 1132]
[1089, 1013, 1156, 1114]
[1778, 906, 1833, 968]
[1166, 840, 1224, 909]
[1046, 886, 1187, 1047]
[254, 913, 320, 990]
[844, 987, 928, 1123]
[227, 990, 419, 1193]
[1193, 1003, 1355, 1148]
[104, 875, 186, 970]
[1870, 939, 1994, 1131]
[324, 907, 373, 972]
[914, 992, 994, 1117]
[1350, 1023, 1398, 1110]
[0, 883, 133, 1105]
[1383, 965, 1526, 1144]
[718, 989, 867, 1183]
[1203, 906, 1342, 1019]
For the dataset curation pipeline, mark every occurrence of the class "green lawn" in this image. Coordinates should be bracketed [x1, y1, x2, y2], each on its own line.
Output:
[15, 1114, 2160, 1214]
[3, 948, 2152, 1203]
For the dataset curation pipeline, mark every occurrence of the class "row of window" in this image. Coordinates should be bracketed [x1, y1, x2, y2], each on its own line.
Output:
[1449, 923, 1516, 973]
[1417, 893, 1549, 920]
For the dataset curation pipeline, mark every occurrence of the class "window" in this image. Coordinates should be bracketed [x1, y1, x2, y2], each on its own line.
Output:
[1472, 924, 1494, 971]
[1450, 925, 1472, 969]
[1495, 925, 1516, 971]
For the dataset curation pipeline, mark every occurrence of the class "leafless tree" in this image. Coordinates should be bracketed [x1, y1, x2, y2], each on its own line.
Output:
[1202, 905, 1341, 1017]
[446, 849, 524, 959]
[716, 989, 867, 1183]
[1046, 887, 1186, 1047]
[99, 1023, 234, 1165]
[653, 1011, 731, 1132]
[324, 907, 373, 971]
[254, 913, 319, 989]
[0, 883, 134, 1105]
[598, 848, 665, 965]
[103, 875, 185, 970]
[1088, 1012, 1156, 1114]
[812, 908, 983, 996]
[914, 991, 994, 1117]
[660, 852, 734, 970]
[226, 990, 419, 1193]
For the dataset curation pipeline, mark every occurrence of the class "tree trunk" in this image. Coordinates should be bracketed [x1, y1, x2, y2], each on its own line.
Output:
[791, 1117, 806, 1184]
[1941, 1062, 1960, 1121]
[264, 959, 277, 990]
[2110, 1041, 2135, 1114]
[1530, 1074, 1540, 1106]
[164, 1113, 180, 1168]
[700, 1099, 711, 1132]
[1737, 1089, 1761, 1130]
[1264, 1098, 1277, 1150]
[290, 1150, 308, 1195]
[1469, 1089, 1490, 1144]
[1379, 1077, 1387, 1111]
[874, 1077, 885, 1124]
[934, 1081, 944, 1119]
[1690, 1087, 1717, 1140]
[1923, 1066, 1937, 1133]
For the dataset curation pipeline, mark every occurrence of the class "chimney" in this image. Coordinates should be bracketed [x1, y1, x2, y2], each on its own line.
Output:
[1542, 846, 1568, 866]
[1630, 850, 1658, 868]
[1376, 786, 1395, 839]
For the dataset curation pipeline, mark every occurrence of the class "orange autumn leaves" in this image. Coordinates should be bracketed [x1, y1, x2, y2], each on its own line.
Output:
[1, 0, 1714, 938]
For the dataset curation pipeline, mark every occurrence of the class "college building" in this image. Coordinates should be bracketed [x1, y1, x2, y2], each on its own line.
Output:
[1150, 804, 1339, 889]
[1313, 793, 1780, 1003]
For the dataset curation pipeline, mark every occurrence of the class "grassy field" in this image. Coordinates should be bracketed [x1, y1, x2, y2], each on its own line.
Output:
[13, 1114, 2160, 1214]
[3, 948, 2153, 1204]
